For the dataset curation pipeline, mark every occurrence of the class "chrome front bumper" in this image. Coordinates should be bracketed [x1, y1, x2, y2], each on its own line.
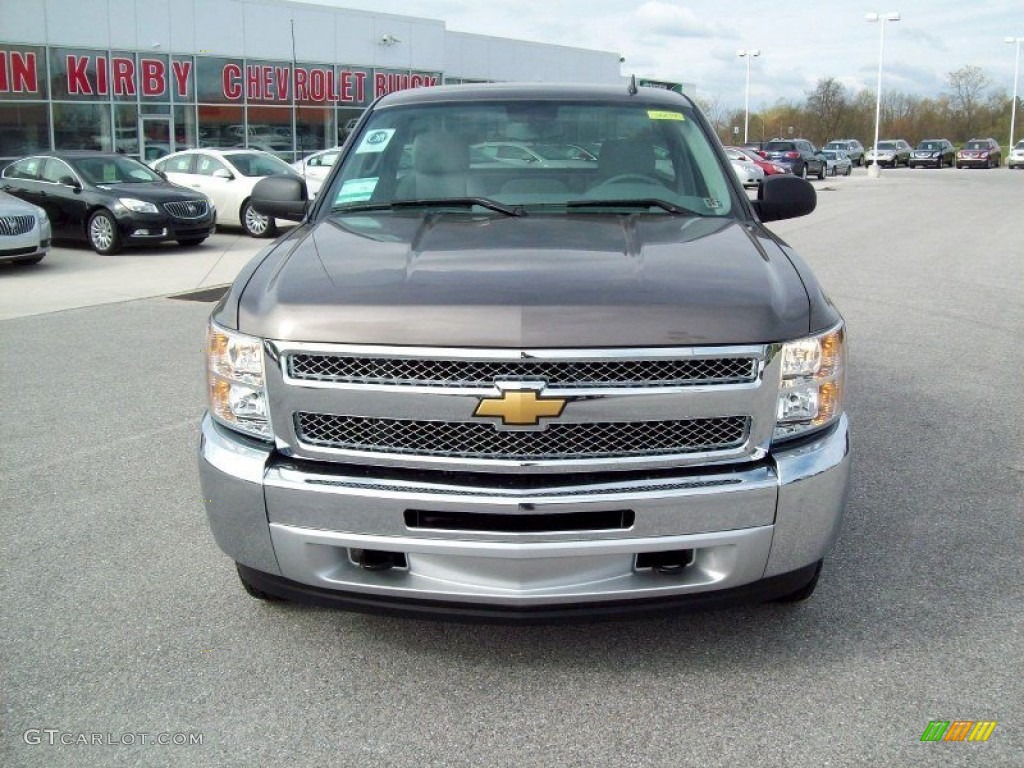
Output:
[199, 413, 850, 610]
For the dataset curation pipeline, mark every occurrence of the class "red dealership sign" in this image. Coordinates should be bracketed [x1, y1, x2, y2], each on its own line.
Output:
[0, 48, 436, 102]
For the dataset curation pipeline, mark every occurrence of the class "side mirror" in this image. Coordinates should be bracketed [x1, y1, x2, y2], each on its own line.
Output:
[212, 168, 234, 180]
[751, 175, 817, 222]
[154, 169, 167, 179]
[59, 175, 80, 189]
[251, 174, 309, 221]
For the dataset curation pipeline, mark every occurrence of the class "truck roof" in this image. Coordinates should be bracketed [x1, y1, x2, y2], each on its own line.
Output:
[375, 82, 696, 109]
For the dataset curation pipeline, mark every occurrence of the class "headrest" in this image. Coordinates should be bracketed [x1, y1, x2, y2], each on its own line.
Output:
[598, 139, 655, 177]
[412, 132, 469, 175]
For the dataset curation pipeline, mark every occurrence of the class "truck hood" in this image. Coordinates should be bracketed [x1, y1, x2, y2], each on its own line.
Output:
[238, 212, 811, 347]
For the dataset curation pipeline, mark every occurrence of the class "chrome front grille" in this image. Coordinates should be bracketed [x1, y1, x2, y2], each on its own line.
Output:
[287, 353, 758, 388]
[0, 215, 34, 236]
[295, 412, 749, 460]
[163, 200, 209, 219]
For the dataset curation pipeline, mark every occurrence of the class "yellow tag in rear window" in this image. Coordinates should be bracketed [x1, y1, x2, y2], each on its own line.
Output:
[647, 110, 684, 121]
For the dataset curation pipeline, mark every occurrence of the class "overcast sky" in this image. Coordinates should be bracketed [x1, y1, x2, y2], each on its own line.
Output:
[305, 0, 1023, 108]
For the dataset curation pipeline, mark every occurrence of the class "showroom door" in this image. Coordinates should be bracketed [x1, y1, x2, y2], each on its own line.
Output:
[139, 116, 173, 163]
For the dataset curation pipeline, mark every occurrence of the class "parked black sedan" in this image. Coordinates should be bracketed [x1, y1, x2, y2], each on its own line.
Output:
[0, 152, 216, 254]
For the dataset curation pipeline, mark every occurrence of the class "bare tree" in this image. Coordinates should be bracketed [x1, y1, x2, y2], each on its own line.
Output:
[946, 65, 991, 139]
[695, 94, 727, 136]
[805, 77, 848, 143]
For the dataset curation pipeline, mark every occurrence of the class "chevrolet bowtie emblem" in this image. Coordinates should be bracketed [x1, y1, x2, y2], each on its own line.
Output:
[474, 389, 567, 426]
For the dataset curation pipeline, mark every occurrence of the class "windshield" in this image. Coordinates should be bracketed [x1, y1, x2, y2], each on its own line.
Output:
[223, 152, 295, 176]
[70, 156, 162, 184]
[1017, 141, 1024, 150]
[764, 141, 795, 151]
[918, 141, 942, 150]
[824, 142, 845, 150]
[877, 142, 897, 150]
[964, 141, 988, 150]
[324, 99, 736, 217]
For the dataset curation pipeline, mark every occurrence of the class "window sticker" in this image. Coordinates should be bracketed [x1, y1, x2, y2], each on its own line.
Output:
[703, 197, 723, 209]
[335, 177, 378, 204]
[354, 128, 396, 154]
[647, 110, 685, 121]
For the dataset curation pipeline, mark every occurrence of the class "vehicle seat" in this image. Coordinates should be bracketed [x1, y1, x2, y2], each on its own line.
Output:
[596, 139, 656, 180]
[396, 132, 482, 199]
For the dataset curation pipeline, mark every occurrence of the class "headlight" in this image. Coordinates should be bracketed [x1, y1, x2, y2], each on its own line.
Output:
[774, 324, 845, 442]
[117, 197, 159, 214]
[207, 323, 272, 440]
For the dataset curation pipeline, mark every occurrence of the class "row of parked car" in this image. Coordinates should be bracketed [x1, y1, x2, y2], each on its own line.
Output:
[0, 147, 316, 258]
[860, 137, 1018, 169]
[5, 129, 1022, 263]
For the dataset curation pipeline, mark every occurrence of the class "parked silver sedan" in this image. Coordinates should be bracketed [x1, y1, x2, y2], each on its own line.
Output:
[0, 190, 51, 265]
[823, 150, 853, 177]
[724, 148, 765, 188]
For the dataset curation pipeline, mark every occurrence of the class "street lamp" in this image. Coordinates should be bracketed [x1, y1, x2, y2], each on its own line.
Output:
[1006, 36, 1024, 149]
[737, 48, 761, 144]
[865, 11, 900, 178]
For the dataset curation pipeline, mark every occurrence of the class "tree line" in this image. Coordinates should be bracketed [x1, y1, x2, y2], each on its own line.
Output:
[699, 66, 1019, 149]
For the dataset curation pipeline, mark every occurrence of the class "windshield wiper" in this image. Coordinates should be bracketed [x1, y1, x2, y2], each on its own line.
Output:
[565, 198, 708, 216]
[336, 197, 524, 217]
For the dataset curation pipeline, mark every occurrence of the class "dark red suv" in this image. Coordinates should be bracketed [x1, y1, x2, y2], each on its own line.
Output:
[956, 138, 1002, 169]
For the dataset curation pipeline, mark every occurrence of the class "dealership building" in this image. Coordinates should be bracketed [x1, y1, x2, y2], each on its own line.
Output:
[0, 0, 637, 164]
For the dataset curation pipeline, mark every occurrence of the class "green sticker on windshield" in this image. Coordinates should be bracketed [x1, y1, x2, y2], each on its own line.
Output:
[335, 177, 378, 204]
[647, 110, 685, 121]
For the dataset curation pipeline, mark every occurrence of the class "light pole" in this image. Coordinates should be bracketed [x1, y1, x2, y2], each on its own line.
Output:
[737, 48, 760, 144]
[865, 12, 900, 178]
[1006, 36, 1023, 150]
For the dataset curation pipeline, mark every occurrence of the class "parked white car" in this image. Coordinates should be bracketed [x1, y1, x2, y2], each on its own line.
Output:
[291, 147, 341, 196]
[725, 150, 764, 188]
[0, 190, 51, 265]
[1009, 140, 1024, 170]
[152, 149, 303, 237]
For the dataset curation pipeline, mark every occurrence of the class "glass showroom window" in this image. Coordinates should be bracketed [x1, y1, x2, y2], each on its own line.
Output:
[197, 104, 244, 149]
[296, 106, 334, 153]
[244, 105, 294, 160]
[0, 103, 50, 160]
[52, 102, 112, 151]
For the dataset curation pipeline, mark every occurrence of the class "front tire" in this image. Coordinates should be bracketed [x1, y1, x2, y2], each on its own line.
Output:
[88, 210, 122, 254]
[818, 163, 826, 180]
[799, 163, 808, 179]
[241, 200, 278, 239]
[845, 165, 852, 176]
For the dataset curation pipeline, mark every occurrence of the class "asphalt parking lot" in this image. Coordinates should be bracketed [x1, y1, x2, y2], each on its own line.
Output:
[2, 167, 1022, 767]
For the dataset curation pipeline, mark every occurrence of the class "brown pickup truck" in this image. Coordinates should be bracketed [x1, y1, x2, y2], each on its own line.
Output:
[199, 82, 849, 621]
